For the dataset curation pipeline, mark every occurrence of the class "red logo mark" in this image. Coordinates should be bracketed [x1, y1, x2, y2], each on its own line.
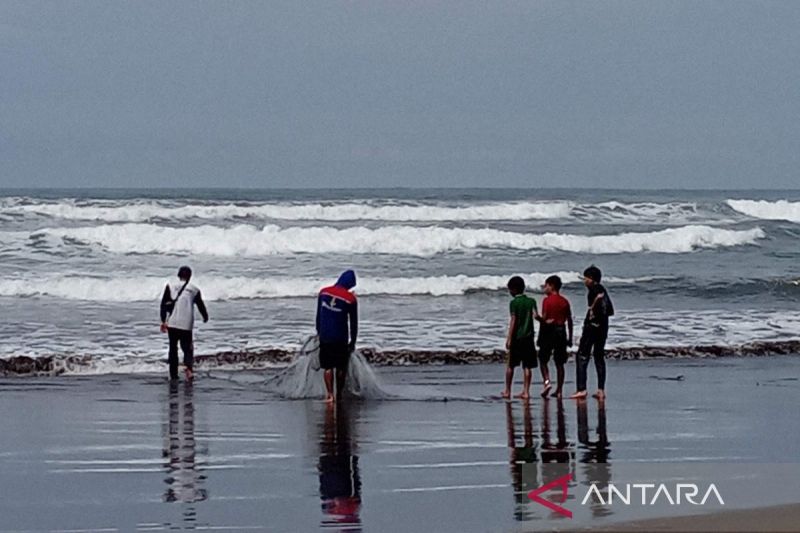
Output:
[528, 473, 573, 518]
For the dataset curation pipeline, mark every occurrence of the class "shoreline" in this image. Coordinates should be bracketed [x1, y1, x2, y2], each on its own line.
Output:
[1, 339, 799, 377]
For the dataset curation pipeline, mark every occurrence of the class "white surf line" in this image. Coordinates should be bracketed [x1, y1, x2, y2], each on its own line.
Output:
[136, 527, 265, 532]
[91, 420, 159, 426]
[52, 529, 120, 533]
[375, 440, 507, 452]
[43, 444, 162, 454]
[45, 458, 163, 465]
[627, 455, 754, 462]
[47, 465, 250, 474]
[386, 460, 508, 469]
[47, 467, 164, 474]
[196, 431, 286, 440]
[386, 483, 509, 493]
[44, 453, 293, 466]
[93, 429, 157, 435]
[200, 435, 283, 443]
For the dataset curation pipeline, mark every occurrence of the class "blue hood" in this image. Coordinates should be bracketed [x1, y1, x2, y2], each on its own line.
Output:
[335, 270, 356, 289]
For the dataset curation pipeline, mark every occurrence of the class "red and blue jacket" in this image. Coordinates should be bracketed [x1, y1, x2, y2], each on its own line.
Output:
[316, 270, 358, 346]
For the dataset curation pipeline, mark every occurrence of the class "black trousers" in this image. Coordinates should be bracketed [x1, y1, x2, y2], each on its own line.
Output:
[168, 328, 194, 379]
[576, 323, 608, 391]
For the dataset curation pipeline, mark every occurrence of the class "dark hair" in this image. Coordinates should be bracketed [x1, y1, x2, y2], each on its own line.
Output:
[545, 275, 563, 291]
[583, 265, 602, 283]
[507, 276, 525, 295]
[178, 266, 192, 280]
[508, 276, 525, 296]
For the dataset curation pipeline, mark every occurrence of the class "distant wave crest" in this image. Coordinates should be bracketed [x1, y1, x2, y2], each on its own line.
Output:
[727, 199, 800, 223]
[3, 199, 572, 222]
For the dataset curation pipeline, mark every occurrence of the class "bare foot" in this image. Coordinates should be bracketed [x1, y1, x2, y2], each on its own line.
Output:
[500, 391, 511, 399]
[515, 392, 530, 400]
[324, 394, 335, 404]
[551, 390, 562, 399]
[569, 391, 588, 400]
[184, 367, 194, 381]
[593, 390, 606, 401]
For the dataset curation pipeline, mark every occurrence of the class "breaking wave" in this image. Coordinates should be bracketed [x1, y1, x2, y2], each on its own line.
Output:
[727, 199, 800, 223]
[30, 223, 766, 257]
[0, 272, 655, 302]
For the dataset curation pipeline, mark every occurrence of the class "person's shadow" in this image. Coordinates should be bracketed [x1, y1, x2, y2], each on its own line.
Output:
[318, 402, 362, 530]
[163, 381, 208, 526]
[505, 401, 537, 521]
[577, 401, 612, 519]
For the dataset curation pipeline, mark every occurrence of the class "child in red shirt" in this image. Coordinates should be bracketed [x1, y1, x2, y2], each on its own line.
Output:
[536, 275, 574, 399]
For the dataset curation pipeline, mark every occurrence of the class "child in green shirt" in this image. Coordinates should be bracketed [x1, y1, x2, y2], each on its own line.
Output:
[502, 276, 538, 400]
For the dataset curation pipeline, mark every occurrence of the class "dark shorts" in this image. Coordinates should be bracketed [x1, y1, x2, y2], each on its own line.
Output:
[538, 325, 569, 366]
[319, 341, 351, 371]
[508, 336, 537, 369]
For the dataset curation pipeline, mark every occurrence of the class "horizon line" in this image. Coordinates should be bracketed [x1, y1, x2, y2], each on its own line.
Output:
[2, 186, 800, 192]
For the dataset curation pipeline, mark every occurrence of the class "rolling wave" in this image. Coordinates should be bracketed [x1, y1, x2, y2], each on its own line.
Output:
[0, 272, 655, 302]
[4, 273, 795, 302]
[2, 199, 571, 222]
[573, 201, 703, 222]
[727, 199, 800, 223]
[28, 223, 766, 257]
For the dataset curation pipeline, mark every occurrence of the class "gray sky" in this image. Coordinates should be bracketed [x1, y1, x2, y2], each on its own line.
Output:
[1, 1, 798, 189]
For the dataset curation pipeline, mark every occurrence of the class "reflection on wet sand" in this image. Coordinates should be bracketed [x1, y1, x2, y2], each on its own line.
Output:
[537, 399, 576, 522]
[506, 400, 615, 522]
[577, 401, 612, 518]
[540, 399, 573, 466]
[506, 401, 536, 521]
[318, 402, 362, 531]
[163, 381, 207, 526]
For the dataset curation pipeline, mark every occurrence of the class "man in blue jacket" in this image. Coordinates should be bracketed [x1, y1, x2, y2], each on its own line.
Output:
[316, 270, 358, 403]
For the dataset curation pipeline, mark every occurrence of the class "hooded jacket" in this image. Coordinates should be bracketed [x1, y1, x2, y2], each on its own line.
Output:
[316, 270, 358, 346]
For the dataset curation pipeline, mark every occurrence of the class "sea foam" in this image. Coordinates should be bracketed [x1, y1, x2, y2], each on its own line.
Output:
[31, 223, 766, 257]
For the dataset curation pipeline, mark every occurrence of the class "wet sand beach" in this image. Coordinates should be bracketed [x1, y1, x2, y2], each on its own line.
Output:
[1, 357, 799, 532]
[591, 503, 800, 532]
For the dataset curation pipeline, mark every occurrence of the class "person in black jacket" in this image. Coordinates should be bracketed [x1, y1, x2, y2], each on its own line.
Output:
[570, 265, 614, 401]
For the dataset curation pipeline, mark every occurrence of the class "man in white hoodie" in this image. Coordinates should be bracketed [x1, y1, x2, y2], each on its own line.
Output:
[160, 266, 209, 380]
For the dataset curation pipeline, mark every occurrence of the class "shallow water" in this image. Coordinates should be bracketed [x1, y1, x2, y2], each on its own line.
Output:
[3, 189, 800, 373]
[1, 358, 799, 531]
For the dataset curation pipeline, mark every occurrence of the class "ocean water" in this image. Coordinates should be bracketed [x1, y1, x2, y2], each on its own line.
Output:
[1, 188, 799, 374]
